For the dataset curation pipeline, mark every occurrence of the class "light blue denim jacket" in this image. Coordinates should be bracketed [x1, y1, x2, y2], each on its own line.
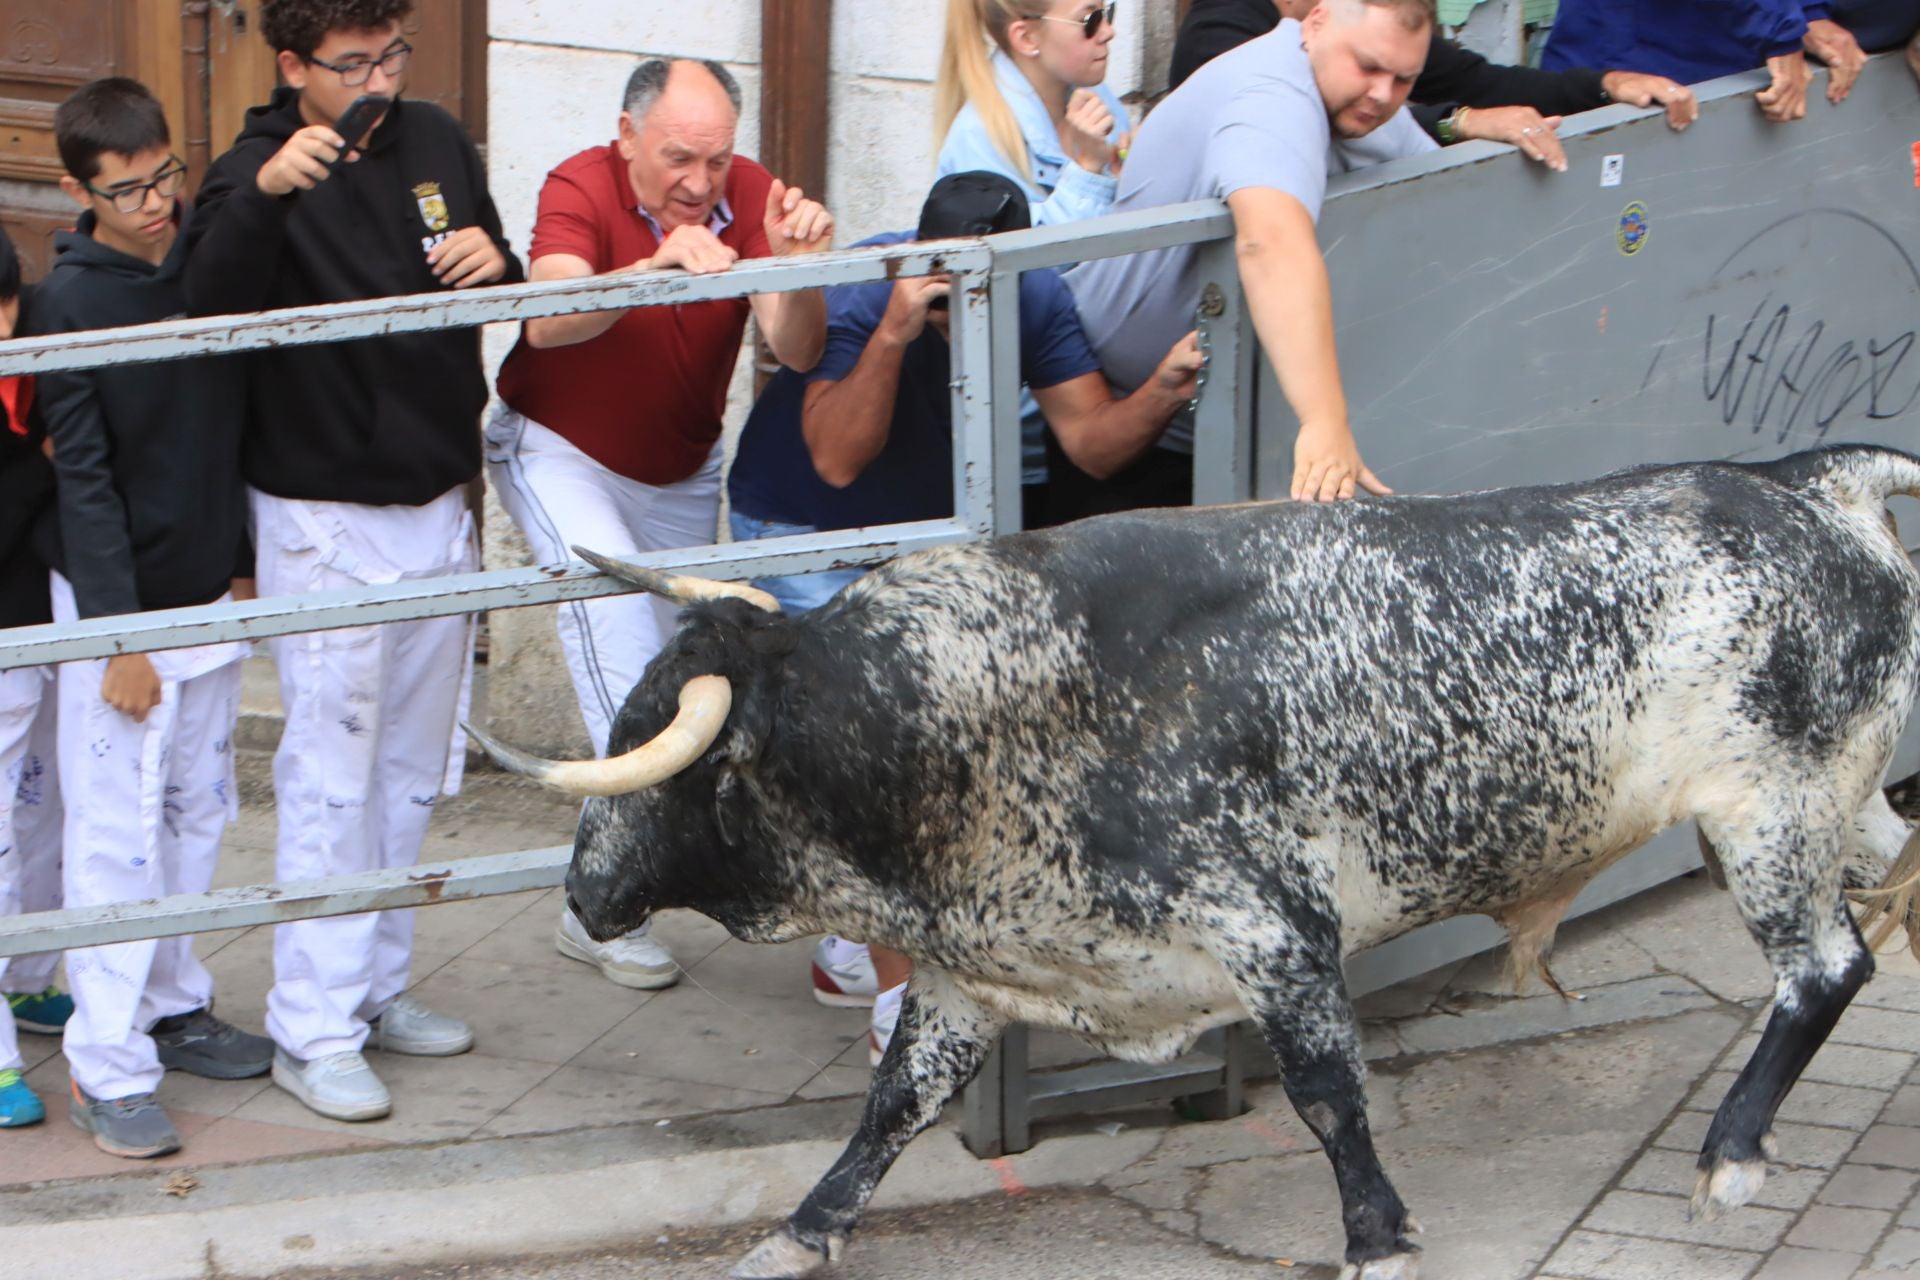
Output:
[935, 49, 1127, 228]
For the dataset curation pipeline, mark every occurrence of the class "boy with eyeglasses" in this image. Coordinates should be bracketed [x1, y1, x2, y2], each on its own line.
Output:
[0, 223, 76, 1132]
[36, 77, 269, 1159]
[185, 0, 521, 1122]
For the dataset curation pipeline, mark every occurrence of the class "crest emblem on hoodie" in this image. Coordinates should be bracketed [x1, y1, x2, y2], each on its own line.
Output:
[413, 181, 451, 233]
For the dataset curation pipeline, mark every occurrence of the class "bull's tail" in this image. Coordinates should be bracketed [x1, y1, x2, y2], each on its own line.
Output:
[1771, 444, 1920, 516]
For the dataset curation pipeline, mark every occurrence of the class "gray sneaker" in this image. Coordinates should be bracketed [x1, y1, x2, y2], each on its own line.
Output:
[150, 1007, 273, 1079]
[367, 995, 474, 1057]
[68, 1082, 181, 1159]
[272, 1049, 392, 1122]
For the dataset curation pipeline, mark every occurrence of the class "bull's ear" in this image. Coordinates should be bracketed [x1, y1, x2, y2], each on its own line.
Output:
[708, 679, 773, 767]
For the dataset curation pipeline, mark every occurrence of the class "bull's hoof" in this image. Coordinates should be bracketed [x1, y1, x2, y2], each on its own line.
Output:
[729, 1226, 840, 1279]
[1688, 1155, 1769, 1222]
[1337, 1250, 1420, 1280]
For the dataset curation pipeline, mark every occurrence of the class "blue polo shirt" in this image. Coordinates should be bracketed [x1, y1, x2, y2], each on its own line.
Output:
[728, 232, 1103, 532]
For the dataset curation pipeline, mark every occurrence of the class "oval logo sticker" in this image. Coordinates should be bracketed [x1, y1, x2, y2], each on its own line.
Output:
[1617, 201, 1650, 256]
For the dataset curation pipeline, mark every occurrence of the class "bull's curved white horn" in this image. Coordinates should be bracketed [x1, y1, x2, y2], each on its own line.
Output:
[574, 546, 781, 614]
[461, 675, 733, 797]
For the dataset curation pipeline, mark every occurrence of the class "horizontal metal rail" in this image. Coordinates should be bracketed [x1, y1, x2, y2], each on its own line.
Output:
[0, 848, 569, 959]
[0, 519, 971, 670]
[0, 202, 1231, 378]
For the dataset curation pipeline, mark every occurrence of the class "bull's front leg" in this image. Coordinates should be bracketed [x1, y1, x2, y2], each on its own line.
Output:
[1221, 927, 1421, 1280]
[731, 967, 1004, 1279]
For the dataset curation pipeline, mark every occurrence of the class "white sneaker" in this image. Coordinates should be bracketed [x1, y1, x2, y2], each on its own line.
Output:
[810, 936, 880, 1008]
[556, 908, 679, 990]
[869, 981, 906, 1068]
[367, 994, 474, 1057]
[272, 1049, 391, 1122]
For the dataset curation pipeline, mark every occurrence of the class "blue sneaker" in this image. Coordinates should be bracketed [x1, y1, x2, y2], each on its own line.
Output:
[9, 988, 74, 1035]
[0, 1069, 44, 1127]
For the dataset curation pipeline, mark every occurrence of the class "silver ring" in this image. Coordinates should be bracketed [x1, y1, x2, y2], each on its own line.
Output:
[1521, 126, 1537, 135]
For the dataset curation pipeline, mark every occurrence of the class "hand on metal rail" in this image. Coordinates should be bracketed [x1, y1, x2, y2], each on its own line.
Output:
[1757, 51, 1811, 122]
[1599, 71, 1699, 130]
[643, 224, 740, 275]
[1456, 106, 1568, 172]
[1803, 19, 1870, 104]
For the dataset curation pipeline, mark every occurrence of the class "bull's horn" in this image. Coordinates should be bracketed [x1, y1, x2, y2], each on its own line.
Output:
[462, 675, 733, 797]
[574, 546, 781, 615]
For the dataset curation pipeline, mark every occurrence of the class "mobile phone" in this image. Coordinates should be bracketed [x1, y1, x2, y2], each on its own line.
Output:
[329, 94, 391, 165]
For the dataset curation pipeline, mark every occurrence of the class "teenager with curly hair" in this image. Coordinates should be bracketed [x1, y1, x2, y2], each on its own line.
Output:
[185, 0, 523, 1124]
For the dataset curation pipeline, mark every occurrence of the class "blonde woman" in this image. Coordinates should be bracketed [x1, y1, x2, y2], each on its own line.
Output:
[935, 0, 1127, 225]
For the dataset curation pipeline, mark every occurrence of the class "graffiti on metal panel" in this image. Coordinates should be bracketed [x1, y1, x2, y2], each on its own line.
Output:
[1685, 210, 1920, 443]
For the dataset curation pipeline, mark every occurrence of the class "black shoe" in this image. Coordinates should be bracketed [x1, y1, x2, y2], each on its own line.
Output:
[150, 1007, 273, 1080]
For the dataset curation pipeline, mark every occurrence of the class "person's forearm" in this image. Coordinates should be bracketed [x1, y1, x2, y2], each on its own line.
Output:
[1238, 224, 1347, 436]
[1054, 379, 1189, 480]
[804, 339, 907, 487]
[762, 288, 827, 371]
[525, 307, 625, 349]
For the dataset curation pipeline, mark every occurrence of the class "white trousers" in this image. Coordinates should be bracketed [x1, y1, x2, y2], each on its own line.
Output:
[253, 488, 477, 1060]
[0, 665, 62, 1073]
[486, 407, 722, 757]
[52, 575, 244, 1099]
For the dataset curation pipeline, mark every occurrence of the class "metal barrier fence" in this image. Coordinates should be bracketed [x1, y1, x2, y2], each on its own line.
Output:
[0, 199, 1238, 958]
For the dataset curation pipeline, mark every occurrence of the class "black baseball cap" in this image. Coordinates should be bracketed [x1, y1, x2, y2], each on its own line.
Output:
[916, 171, 1032, 241]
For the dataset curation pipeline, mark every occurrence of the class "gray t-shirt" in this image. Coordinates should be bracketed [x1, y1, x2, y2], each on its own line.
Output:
[1064, 19, 1435, 453]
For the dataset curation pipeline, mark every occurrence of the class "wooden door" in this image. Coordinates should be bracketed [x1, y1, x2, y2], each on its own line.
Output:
[0, 0, 132, 281]
[0, 0, 487, 288]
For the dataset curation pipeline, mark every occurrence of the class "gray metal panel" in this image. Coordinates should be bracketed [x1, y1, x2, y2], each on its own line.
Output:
[1257, 54, 1920, 781]
[1262, 58, 1920, 495]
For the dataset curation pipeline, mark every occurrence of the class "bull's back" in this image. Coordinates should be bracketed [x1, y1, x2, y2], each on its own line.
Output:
[822, 454, 1920, 945]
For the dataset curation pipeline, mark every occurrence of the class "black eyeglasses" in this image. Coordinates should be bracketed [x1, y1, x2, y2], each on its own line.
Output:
[1026, 2, 1117, 38]
[86, 157, 187, 214]
[307, 39, 413, 87]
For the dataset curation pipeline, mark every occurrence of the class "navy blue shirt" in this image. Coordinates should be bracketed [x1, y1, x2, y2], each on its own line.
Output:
[1543, 0, 1826, 83]
[1831, 0, 1918, 49]
[728, 232, 1103, 532]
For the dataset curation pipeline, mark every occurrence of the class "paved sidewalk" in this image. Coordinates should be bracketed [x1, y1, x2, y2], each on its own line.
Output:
[1, 722, 1916, 1279]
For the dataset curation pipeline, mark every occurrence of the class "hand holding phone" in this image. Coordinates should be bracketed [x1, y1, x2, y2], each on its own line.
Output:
[329, 94, 391, 167]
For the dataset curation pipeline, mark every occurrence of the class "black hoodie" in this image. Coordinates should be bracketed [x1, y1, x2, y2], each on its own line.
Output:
[35, 211, 249, 620]
[185, 90, 522, 507]
[0, 285, 56, 631]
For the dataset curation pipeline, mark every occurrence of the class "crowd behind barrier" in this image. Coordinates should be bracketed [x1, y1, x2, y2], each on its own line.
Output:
[0, 0, 1916, 1161]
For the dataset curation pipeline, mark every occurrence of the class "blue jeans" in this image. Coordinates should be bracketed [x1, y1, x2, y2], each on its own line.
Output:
[728, 511, 866, 615]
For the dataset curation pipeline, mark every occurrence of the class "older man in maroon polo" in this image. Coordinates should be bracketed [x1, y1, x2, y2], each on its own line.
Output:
[489, 57, 833, 986]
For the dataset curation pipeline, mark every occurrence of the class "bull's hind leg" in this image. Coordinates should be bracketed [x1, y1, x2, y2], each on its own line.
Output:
[1218, 919, 1420, 1279]
[731, 969, 1003, 1280]
[1692, 816, 1874, 1220]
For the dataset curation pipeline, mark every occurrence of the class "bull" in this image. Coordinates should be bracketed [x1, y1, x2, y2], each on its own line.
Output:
[471, 445, 1920, 1280]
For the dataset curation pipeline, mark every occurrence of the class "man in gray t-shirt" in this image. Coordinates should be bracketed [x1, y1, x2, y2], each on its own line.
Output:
[1065, 0, 1437, 506]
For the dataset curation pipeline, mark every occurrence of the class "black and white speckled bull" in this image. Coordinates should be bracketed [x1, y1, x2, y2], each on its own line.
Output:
[471, 445, 1920, 1280]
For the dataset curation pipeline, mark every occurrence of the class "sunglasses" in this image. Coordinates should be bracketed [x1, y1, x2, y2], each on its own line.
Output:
[1026, 2, 1117, 39]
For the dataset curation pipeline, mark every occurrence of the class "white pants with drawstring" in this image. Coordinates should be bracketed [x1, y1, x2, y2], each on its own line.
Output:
[52, 574, 243, 1100]
[485, 407, 721, 757]
[0, 665, 62, 1074]
[253, 488, 476, 1062]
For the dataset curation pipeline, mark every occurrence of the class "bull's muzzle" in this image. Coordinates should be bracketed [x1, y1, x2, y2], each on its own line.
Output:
[462, 675, 733, 797]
